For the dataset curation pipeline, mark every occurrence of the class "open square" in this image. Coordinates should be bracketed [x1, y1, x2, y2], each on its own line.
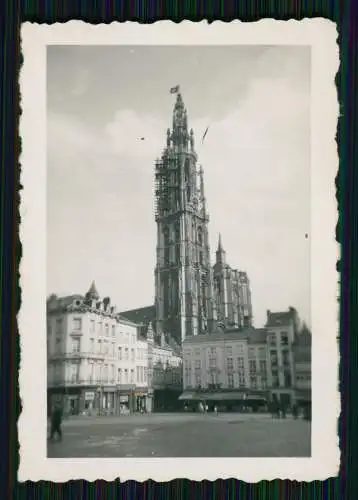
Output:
[47, 413, 311, 458]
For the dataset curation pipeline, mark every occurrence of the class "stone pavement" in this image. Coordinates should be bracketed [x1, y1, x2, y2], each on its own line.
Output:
[47, 412, 311, 458]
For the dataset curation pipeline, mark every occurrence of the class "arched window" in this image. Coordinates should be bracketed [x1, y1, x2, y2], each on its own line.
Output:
[175, 222, 180, 242]
[185, 158, 190, 180]
[197, 227, 203, 246]
[163, 226, 170, 266]
[163, 226, 170, 246]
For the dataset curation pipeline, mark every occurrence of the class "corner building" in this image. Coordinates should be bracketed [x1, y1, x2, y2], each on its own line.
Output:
[47, 283, 153, 415]
[154, 92, 217, 343]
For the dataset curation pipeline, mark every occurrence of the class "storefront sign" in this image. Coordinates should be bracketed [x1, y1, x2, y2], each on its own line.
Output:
[85, 392, 95, 401]
[120, 395, 129, 403]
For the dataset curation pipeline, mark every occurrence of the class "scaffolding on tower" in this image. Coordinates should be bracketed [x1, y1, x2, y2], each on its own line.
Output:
[154, 154, 180, 219]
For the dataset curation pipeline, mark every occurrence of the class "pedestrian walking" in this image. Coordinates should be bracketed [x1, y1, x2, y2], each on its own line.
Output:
[49, 403, 63, 441]
[292, 403, 298, 420]
[214, 405, 218, 416]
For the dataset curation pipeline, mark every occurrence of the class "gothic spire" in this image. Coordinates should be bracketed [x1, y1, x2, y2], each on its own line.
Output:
[216, 233, 226, 265]
[218, 233, 223, 252]
[171, 91, 189, 148]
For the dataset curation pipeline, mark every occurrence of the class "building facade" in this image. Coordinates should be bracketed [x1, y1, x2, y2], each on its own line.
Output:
[212, 234, 253, 329]
[120, 307, 183, 411]
[292, 324, 312, 408]
[180, 328, 269, 410]
[180, 307, 307, 410]
[265, 307, 300, 407]
[47, 283, 153, 415]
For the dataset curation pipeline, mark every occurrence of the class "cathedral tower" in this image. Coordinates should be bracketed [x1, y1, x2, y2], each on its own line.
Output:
[154, 91, 216, 344]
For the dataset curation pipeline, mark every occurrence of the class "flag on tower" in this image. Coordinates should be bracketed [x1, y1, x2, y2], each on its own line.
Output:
[170, 85, 180, 94]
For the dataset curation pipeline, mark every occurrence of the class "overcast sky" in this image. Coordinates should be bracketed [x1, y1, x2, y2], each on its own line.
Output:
[47, 45, 311, 328]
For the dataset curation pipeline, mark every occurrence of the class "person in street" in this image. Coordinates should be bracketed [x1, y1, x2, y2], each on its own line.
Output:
[214, 405, 218, 416]
[49, 403, 63, 441]
[292, 403, 299, 419]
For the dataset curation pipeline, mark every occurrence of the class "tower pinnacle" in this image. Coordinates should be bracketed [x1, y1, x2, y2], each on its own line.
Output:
[218, 233, 223, 252]
[85, 280, 99, 300]
[216, 233, 226, 265]
[171, 92, 189, 149]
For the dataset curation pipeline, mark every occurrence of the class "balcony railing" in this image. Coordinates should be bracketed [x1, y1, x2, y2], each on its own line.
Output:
[48, 378, 117, 387]
[48, 351, 106, 361]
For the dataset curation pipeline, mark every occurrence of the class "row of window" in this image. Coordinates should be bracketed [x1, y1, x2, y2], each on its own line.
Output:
[270, 349, 291, 366]
[53, 337, 147, 361]
[51, 362, 148, 385]
[268, 332, 289, 346]
[51, 318, 137, 344]
[185, 356, 258, 371]
[186, 371, 268, 390]
[184, 345, 246, 357]
[163, 224, 203, 245]
[183, 334, 290, 359]
[296, 374, 311, 381]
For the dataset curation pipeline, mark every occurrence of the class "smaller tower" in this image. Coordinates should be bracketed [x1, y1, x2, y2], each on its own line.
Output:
[212, 237, 253, 329]
[216, 233, 226, 266]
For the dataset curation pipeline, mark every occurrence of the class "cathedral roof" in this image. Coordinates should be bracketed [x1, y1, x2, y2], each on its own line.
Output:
[183, 328, 249, 344]
[85, 280, 99, 300]
[119, 305, 156, 325]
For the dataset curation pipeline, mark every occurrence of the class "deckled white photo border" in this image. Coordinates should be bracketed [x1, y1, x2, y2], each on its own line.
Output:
[19, 19, 340, 482]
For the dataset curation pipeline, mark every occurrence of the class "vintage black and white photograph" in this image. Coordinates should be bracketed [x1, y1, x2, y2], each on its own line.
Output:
[19, 21, 338, 482]
[46, 42, 314, 458]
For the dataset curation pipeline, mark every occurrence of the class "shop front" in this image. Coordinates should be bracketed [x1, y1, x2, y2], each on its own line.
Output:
[48, 387, 82, 416]
[178, 390, 269, 412]
[269, 390, 294, 408]
[153, 388, 183, 412]
[135, 390, 149, 413]
[295, 389, 311, 419]
[115, 384, 136, 414]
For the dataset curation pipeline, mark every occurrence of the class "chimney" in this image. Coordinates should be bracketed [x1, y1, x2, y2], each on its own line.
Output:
[103, 297, 111, 311]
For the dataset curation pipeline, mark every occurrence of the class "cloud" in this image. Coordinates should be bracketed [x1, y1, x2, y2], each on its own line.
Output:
[47, 56, 311, 327]
[71, 68, 90, 96]
[104, 109, 165, 163]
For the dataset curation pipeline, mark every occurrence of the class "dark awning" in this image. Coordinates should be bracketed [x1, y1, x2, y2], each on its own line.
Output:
[178, 392, 196, 400]
[200, 392, 247, 401]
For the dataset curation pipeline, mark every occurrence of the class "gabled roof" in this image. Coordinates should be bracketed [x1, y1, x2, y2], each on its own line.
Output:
[47, 294, 84, 312]
[266, 310, 294, 327]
